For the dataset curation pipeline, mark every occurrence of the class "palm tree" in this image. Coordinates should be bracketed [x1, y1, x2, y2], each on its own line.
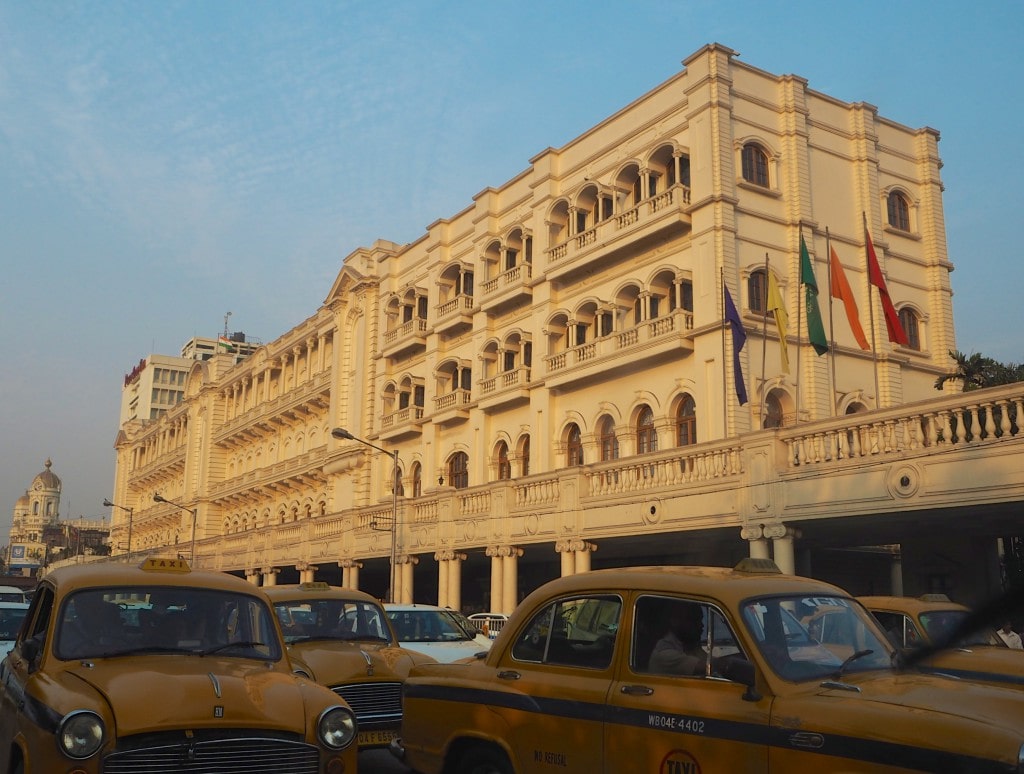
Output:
[934, 350, 1022, 391]
[934, 350, 996, 391]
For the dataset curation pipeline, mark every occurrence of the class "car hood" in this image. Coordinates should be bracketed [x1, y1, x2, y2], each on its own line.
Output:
[810, 670, 1024, 729]
[288, 640, 433, 682]
[911, 646, 1024, 688]
[63, 657, 314, 736]
[399, 636, 492, 664]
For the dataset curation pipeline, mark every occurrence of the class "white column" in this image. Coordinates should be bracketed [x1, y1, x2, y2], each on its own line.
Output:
[487, 546, 503, 612]
[558, 541, 575, 577]
[448, 553, 465, 612]
[400, 557, 417, 604]
[574, 540, 595, 573]
[245, 570, 260, 586]
[741, 526, 771, 560]
[436, 550, 451, 608]
[501, 547, 523, 613]
[261, 566, 279, 587]
[764, 524, 799, 574]
[890, 555, 904, 597]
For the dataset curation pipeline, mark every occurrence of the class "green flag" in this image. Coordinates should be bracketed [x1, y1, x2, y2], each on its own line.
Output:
[800, 234, 829, 356]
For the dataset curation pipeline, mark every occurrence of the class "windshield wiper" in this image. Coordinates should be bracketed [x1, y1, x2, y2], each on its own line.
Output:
[833, 648, 873, 679]
[83, 644, 198, 658]
[200, 641, 266, 656]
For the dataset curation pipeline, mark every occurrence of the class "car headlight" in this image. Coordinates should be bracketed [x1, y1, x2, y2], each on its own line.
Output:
[317, 705, 357, 750]
[57, 710, 105, 759]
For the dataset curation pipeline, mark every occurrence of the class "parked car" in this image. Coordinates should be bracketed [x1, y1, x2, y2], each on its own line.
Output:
[264, 582, 437, 750]
[385, 603, 492, 663]
[0, 586, 27, 604]
[392, 559, 1024, 773]
[0, 602, 29, 657]
[467, 612, 509, 638]
[860, 594, 1023, 690]
[0, 557, 358, 773]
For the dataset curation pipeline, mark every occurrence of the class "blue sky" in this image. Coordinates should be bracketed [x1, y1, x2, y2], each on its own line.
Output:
[2, 1, 1021, 538]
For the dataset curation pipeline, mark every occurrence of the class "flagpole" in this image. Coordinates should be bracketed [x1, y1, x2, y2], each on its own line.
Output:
[826, 227, 837, 416]
[796, 226, 804, 425]
[863, 211, 880, 405]
[721, 267, 728, 437]
[761, 252, 769, 429]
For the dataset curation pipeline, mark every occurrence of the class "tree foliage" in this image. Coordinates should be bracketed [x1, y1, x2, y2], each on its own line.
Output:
[934, 350, 1024, 391]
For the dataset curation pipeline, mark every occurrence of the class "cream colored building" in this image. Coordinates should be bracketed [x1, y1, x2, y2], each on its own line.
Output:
[109, 45, 1021, 610]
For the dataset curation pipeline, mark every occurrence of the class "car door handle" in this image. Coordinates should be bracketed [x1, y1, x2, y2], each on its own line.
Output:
[497, 670, 521, 680]
[620, 684, 654, 696]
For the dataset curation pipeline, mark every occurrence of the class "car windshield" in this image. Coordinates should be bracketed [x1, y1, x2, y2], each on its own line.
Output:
[387, 609, 475, 643]
[273, 598, 391, 644]
[55, 587, 282, 661]
[0, 608, 27, 640]
[741, 594, 893, 682]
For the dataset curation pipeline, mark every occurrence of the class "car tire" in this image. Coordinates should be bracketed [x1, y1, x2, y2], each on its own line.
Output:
[460, 745, 513, 774]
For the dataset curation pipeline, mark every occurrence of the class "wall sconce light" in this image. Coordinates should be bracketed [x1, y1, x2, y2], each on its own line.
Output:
[438, 475, 444, 486]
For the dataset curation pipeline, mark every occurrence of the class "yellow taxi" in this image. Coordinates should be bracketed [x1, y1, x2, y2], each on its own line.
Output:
[264, 583, 436, 750]
[860, 594, 1024, 690]
[0, 557, 359, 774]
[392, 559, 1024, 773]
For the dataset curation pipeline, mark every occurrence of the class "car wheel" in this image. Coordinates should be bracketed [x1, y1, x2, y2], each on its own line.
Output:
[460, 745, 513, 774]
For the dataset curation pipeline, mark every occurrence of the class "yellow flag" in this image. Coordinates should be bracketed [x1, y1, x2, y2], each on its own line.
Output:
[767, 271, 789, 373]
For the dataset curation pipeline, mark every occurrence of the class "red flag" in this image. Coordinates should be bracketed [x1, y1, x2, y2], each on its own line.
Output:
[829, 246, 870, 350]
[864, 228, 909, 345]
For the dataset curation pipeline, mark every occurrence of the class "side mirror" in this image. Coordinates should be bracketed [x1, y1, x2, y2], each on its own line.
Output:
[20, 637, 40, 670]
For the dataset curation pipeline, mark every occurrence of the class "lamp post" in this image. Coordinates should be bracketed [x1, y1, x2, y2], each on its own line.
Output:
[332, 427, 399, 603]
[103, 499, 134, 561]
[153, 494, 198, 563]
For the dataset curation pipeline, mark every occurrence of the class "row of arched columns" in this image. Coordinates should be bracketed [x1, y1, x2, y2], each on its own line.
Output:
[243, 524, 904, 609]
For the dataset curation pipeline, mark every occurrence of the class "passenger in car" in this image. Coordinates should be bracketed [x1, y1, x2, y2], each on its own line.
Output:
[648, 600, 707, 676]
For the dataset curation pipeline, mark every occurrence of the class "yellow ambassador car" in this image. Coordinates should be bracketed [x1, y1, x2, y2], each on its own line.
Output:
[264, 583, 436, 750]
[860, 594, 1024, 691]
[392, 560, 1024, 774]
[0, 558, 359, 774]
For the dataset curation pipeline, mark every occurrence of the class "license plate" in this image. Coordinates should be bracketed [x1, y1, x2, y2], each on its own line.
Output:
[358, 729, 397, 747]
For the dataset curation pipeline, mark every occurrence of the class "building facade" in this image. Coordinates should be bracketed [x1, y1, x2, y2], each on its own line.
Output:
[108, 44, 995, 610]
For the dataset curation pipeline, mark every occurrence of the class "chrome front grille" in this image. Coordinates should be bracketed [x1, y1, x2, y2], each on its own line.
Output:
[103, 735, 319, 774]
[332, 681, 402, 727]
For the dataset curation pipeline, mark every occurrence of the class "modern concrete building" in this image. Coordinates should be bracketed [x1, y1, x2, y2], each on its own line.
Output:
[119, 334, 260, 425]
[107, 45, 1023, 611]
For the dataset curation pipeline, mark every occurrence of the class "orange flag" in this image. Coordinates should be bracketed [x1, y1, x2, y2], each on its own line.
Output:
[829, 246, 870, 350]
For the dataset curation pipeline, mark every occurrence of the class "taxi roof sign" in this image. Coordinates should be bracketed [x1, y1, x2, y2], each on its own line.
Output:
[733, 557, 782, 575]
[139, 557, 191, 573]
[298, 581, 330, 591]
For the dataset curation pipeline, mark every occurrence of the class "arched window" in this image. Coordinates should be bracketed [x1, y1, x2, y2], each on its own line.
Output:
[887, 191, 911, 231]
[637, 406, 658, 454]
[741, 143, 770, 187]
[392, 464, 405, 497]
[599, 417, 619, 462]
[763, 392, 785, 429]
[411, 462, 422, 498]
[748, 269, 767, 315]
[676, 395, 697, 446]
[567, 423, 584, 466]
[898, 308, 921, 350]
[519, 435, 531, 477]
[495, 441, 511, 480]
[448, 452, 469, 489]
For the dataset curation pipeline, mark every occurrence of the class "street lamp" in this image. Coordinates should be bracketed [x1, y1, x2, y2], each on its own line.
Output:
[333, 427, 399, 603]
[103, 499, 134, 561]
[153, 494, 198, 563]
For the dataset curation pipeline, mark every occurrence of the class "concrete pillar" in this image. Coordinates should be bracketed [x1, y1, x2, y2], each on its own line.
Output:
[890, 555, 904, 597]
[261, 566, 279, 587]
[436, 552, 450, 608]
[557, 541, 575, 577]
[575, 541, 595, 573]
[448, 553, 465, 612]
[400, 557, 417, 604]
[764, 525, 799, 575]
[501, 547, 523, 613]
[245, 570, 260, 586]
[487, 546, 503, 612]
[741, 526, 770, 560]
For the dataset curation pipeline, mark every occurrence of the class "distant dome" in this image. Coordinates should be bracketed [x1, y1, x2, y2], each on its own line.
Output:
[15, 492, 29, 507]
[32, 458, 61, 490]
